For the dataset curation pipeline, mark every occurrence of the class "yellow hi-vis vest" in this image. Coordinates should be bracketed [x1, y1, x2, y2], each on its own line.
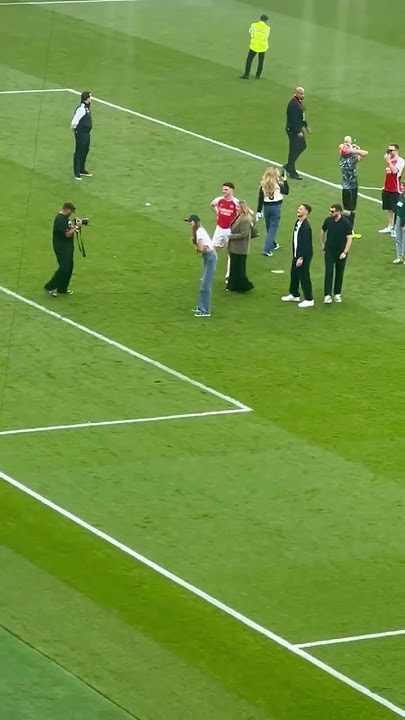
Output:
[249, 21, 270, 52]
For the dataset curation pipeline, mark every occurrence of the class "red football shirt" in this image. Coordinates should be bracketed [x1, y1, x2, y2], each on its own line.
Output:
[384, 156, 405, 193]
[212, 196, 239, 229]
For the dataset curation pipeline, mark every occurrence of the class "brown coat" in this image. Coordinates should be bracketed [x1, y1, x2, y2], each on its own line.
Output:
[228, 215, 252, 255]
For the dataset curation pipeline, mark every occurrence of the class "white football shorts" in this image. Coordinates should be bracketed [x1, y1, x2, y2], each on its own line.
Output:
[212, 226, 231, 248]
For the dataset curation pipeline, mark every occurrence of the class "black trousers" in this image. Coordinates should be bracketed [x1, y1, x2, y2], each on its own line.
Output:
[289, 258, 313, 300]
[342, 187, 358, 229]
[228, 252, 254, 292]
[285, 132, 306, 174]
[324, 249, 347, 296]
[243, 49, 266, 78]
[44, 239, 74, 293]
[73, 131, 91, 177]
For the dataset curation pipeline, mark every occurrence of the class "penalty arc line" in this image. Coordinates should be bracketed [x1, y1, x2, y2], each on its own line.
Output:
[0, 468, 404, 718]
[0, 408, 249, 438]
[295, 629, 405, 650]
[0, 285, 251, 413]
[66, 89, 382, 207]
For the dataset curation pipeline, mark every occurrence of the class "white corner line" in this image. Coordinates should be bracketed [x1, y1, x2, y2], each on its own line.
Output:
[0, 88, 69, 94]
[66, 88, 381, 206]
[1, 469, 404, 718]
[294, 629, 405, 650]
[0, 408, 248, 438]
[0, 285, 252, 413]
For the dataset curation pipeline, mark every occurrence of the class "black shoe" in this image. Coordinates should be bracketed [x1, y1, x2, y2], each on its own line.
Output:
[255, 76, 261, 80]
[289, 172, 302, 180]
[240, 75, 249, 79]
[80, 170, 93, 176]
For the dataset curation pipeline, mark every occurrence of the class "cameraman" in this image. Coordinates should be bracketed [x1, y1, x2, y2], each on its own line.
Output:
[379, 143, 404, 236]
[44, 202, 81, 296]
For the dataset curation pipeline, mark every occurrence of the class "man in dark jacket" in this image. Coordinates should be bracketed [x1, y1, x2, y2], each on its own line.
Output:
[71, 91, 93, 180]
[282, 203, 314, 307]
[283, 87, 311, 180]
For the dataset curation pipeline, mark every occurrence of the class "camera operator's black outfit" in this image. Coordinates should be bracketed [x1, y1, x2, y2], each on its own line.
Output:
[44, 213, 74, 294]
[72, 103, 92, 179]
[283, 95, 308, 179]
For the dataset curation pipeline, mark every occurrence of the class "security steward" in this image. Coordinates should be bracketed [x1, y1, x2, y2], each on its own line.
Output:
[44, 203, 82, 296]
[240, 14, 270, 80]
[71, 91, 93, 180]
[283, 87, 311, 180]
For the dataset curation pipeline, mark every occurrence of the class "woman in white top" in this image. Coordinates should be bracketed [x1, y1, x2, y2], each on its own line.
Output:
[256, 166, 289, 256]
[185, 214, 217, 317]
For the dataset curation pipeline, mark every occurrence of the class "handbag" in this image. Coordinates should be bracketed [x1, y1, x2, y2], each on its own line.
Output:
[250, 224, 259, 239]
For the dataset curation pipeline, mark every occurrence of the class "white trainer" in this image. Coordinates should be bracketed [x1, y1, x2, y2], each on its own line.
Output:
[379, 226, 392, 234]
[334, 294, 342, 302]
[324, 295, 332, 304]
[298, 299, 314, 308]
[393, 257, 402, 264]
[281, 294, 300, 302]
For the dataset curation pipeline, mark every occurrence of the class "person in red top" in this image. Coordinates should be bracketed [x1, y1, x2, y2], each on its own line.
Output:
[379, 143, 405, 236]
[210, 182, 239, 248]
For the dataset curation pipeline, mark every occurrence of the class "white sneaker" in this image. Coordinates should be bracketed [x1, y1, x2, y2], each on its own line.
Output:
[324, 295, 332, 304]
[281, 294, 300, 302]
[379, 226, 392, 234]
[334, 294, 342, 302]
[390, 229, 397, 238]
[393, 257, 402, 264]
[298, 299, 314, 308]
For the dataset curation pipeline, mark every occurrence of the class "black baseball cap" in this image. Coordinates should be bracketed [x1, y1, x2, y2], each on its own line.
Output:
[184, 214, 200, 222]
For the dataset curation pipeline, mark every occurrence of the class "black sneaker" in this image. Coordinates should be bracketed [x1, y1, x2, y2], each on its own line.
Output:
[80, 170, 93, 176]
[45, 288, 57, 296]
[240, 75, 249, 79]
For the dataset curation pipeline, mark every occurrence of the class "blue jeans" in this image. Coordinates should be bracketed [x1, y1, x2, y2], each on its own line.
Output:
[197, 250, 217, 314]
[395, 217, 405, 257]
[263, 203, 282, 253]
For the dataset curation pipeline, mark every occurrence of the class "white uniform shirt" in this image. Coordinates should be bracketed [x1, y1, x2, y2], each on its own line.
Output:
[71, 104, 87, 129]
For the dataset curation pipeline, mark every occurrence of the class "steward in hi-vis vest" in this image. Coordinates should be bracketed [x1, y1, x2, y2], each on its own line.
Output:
[240, 14, 270, 80]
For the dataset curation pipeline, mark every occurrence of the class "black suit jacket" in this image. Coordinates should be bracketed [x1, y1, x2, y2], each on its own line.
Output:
[286, 96, 308, 135]
[292, 218, 313, 261]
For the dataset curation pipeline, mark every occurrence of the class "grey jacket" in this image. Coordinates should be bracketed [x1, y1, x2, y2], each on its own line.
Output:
[228, 216, 252, 255]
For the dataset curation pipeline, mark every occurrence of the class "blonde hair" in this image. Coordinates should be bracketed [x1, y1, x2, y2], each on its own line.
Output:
[238, 200, 254, 219]
[261, 166, 281, 198]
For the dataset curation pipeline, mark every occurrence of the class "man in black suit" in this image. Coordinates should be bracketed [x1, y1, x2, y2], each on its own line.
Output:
[282, 203, 314, 308]
[283, 87, 311, 180]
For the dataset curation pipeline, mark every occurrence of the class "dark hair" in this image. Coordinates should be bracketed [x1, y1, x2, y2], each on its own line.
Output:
[191, 220, 200, 245]
[303, 204, 312, 214]
[331, 203, 343, 212]
[62, 202, 76, 211]
[260, 14, 269, 21]
[81, 91, 91, 103]
[223, 182, 235, 190]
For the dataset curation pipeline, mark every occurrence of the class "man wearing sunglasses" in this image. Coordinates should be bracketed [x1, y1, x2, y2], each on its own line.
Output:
[320, 204, 352, 304]
[379, 144, 404, 237]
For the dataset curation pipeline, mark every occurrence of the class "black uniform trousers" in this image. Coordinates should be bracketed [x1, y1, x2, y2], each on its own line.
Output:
[324, 249, 347, 296]
[44, 238, 74, 293]
[73, 130, 91, 177]
[243, 49, 266, 78]
[285, 132, 306, 174]
[289, 258, 313, 300]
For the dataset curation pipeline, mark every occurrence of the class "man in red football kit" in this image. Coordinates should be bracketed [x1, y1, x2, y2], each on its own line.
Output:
[379, 143, 405, 236]
[210, 182, 239, 248]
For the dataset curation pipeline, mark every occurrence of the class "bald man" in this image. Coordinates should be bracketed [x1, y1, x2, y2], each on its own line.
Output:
[283, 87, 311, 180]
[339, 135, 368, 239]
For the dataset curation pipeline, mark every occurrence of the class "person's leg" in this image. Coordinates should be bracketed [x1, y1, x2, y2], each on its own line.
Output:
[79, 133, 91, 174]
[394, 216, 403, 259]
[289, 259, 300, 297]
[241, 49, 256, 78]
[324, 250, 334, 297]
[44, 241, 65, 291]
[238, 253, 254, 292]
[263, 203, 271, 233]
[299, 260, 313, 300]
[56, 244, 74, 293]
[227, 252, 240, 291]
[73, 133, 81, 178]
[197, 253, 211, 313]
[285, 133, 297, 174]
[266, 203, 281, 250]
[400, 224, 405, 259]
[333, 256, 347, 296]
[255, 52, 265, 78]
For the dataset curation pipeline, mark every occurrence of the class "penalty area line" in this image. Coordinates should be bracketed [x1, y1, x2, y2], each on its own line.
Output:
[0, 408, 248, 438]
[295, 629, 405, 649]
[0, 88, 69, 94]
[0, 0, 140, 5]
[0, 469, 404, 718]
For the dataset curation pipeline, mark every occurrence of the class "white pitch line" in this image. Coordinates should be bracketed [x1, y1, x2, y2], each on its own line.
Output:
[0, 285, 251, 413]
[0, 469, 404, 718]
[0, 408, 248, 437]
[0, 88, 68, 94]
[295, 629, 405, 650]
[0, 0, 139, 5]
[67, 89, 381, 206]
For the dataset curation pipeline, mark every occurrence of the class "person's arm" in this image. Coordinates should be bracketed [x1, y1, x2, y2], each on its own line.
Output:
[354, 148, 368, 158]
[280, 179, 290, 195]
[256, 187, 264, 215]
[229, 218, 250, 241]
[320, 227, 326, 250]
[71, 105, 86, 130]
[296, 226, 311, 265]
[210, 198, 218, 216]
[340, 235, 352, 259]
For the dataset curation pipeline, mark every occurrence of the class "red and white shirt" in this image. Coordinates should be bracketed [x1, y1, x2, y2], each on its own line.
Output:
[212, 196, 239, 229]
[384, 156, 405, 193]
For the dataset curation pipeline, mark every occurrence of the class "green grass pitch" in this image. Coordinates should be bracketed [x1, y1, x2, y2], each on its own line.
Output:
[0, 0, 404, 718]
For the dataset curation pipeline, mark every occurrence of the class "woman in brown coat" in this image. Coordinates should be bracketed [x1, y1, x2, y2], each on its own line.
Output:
[227, 201, 254, 292]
